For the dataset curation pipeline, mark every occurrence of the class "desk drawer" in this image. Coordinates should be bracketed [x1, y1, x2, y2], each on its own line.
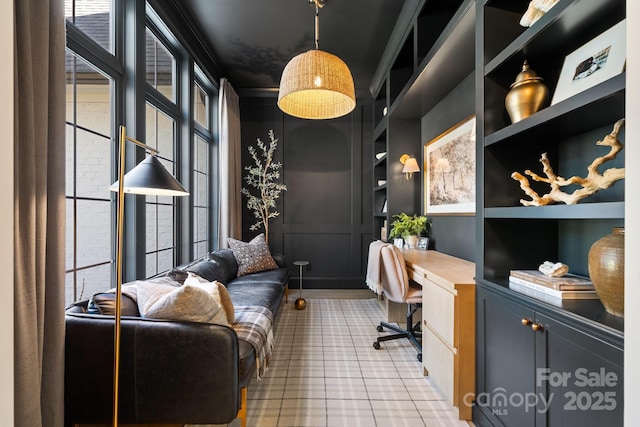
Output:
[406, 265, 426, 285]
[423, 326, 454, 405]
[423, 279, 454, 346]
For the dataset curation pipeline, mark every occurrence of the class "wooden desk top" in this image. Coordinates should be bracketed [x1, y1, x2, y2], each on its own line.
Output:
[400, 249, 476, 288]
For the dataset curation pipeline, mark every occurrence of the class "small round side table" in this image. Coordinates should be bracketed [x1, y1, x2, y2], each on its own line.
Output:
[293, 261, 309, 310]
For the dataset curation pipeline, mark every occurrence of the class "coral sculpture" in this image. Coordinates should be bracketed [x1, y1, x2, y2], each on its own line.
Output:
[511, 118, 625, 206]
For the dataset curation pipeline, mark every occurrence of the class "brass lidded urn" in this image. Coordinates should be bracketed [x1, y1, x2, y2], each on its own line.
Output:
[505, 60, 549, 123]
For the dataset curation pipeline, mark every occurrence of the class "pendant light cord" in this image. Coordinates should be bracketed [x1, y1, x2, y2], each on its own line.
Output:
[314, 0, 320, 50]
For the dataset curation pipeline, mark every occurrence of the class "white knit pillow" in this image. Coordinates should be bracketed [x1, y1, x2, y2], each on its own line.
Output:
[184, 273, 235, 323]
[136, 282, 227, 325]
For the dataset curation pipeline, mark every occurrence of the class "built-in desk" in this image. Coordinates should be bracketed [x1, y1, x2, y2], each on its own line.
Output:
[401, 249, 476, 421]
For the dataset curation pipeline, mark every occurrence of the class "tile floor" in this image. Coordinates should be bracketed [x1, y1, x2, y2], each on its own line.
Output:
[217, 292, 472, 427]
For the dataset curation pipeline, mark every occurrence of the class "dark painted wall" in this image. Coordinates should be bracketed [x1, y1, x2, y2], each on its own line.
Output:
[420, 72, 476, 263]
[240, 97, 373, 289]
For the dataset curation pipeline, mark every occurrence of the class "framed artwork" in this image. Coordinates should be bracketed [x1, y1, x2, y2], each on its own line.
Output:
[551, 19, 626, 105]
[424, 116, 476, 215]
[416, 237, 429, 251]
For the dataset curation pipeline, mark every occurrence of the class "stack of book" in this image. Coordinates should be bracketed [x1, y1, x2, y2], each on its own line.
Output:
[509, 270, 598, 301]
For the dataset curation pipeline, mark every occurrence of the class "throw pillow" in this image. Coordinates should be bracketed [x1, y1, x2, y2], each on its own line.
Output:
[184, 273, 235, 323]
[227, 233, 278, 276]
[136, 282, 227, 325]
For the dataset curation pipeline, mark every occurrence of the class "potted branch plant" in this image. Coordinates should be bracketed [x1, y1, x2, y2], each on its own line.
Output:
[388, 213, 430, 249]
[241, 130, 287, 244]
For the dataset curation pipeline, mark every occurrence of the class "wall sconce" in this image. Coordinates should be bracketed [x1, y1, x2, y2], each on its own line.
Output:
[400, 154, 420, 180]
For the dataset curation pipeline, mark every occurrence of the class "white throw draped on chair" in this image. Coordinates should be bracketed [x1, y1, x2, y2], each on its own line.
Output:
[366, 240, 386, 295]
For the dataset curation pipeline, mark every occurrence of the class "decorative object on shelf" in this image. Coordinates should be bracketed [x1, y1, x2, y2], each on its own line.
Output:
[277, 0, 355, 119]
[424, 116, 476, 215]
[381, 199, 387, 213]
[399, 154, 420, 180]
[505, 61, 549, 123]
[552, 19, 626, 105]
[511, 118, 625, 206]
[388, 213, 430, 249]
[293, 261, 310, 310]
[110, 125, 190, 426]
[377, 179, 387, 186]
[241, 130, 287, 243]
[538, 261, 568, 277]
[519, 0, 560, 27]
[375, 151, 387, 160]
[416, 237, 429, 251]
[588, 227, 624, 317]
[511, 269, 593, 291]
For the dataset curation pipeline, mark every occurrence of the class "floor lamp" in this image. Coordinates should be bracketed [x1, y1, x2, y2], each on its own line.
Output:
[109, 125, 189, 426]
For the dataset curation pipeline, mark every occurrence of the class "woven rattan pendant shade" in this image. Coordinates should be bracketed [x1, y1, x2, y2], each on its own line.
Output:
[278, 49, 356, 120]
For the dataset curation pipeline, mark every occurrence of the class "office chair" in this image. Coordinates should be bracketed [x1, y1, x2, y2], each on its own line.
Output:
[372, 244, 422, 362]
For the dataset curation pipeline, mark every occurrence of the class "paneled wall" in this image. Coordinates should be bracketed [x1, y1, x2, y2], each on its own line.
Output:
[240, 97, 373, 289]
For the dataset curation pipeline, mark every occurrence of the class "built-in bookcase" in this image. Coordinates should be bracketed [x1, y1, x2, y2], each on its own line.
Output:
[371, 0, 474, 240]
[474, 1, 625, 425]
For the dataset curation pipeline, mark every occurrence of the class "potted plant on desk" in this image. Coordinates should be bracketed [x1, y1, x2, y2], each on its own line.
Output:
[389, 213, 430, 249]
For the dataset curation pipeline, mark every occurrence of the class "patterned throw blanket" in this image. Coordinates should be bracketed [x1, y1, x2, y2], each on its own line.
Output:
[232, 306, 275, 380]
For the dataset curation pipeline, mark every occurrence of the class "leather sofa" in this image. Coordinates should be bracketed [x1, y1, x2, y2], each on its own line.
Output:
[64, 248, 289, 427]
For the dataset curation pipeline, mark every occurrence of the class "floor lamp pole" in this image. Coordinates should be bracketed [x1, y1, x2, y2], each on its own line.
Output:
[112, 125, 127, 427]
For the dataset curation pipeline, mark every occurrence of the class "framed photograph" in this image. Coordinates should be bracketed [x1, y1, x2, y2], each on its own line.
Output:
[416, 237, 429, 251]
[393, 238, 404, 249]
[424, 116, 476, 215]
[551, 19, 626, 105]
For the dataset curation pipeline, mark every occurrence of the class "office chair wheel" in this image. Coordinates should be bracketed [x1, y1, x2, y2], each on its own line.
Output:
[377, 325, 384, 332]
[373, 341, 381, 350]
[417, 353, 422, 362]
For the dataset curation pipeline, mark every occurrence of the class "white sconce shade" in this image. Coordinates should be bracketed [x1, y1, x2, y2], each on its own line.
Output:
[400, 154, 420, 180]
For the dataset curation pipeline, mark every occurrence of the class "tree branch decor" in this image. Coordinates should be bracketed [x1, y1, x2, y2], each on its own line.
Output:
[511, 118, 625, 206]
[241, 130, 287, 242]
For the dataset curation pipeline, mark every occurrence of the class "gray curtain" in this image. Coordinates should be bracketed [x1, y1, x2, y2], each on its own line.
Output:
[218, 78, 243, 247]
[14, 0, 66, 426]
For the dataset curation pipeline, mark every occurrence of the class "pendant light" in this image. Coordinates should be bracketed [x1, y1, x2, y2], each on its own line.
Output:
[278, 0, 356, 120]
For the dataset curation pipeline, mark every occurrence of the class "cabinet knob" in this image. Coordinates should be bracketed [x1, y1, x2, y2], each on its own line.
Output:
[521, 318, 533, 326]
[531, 323, 544, 332]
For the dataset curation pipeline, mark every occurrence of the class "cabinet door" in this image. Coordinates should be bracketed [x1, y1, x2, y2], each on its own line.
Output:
[535, 313, 623, 427]
[476, 286, 536, 427]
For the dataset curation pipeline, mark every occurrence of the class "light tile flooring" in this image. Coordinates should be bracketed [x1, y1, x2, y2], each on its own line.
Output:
[221, 291, 472, 427]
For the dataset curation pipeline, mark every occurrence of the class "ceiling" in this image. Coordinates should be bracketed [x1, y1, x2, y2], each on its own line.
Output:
[178, 0, 407, 96]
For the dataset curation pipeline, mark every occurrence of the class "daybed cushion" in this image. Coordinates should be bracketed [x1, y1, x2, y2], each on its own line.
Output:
[137, 282, 228, 325]
[226, 282, 284, 315]
[228, 234, 278, 276]
[87, 292, 140, 317]
[230, 267, 290, 288]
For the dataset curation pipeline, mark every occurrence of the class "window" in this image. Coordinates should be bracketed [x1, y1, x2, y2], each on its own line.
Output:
[64, 0, 219, 306]
[193, 68, 215, 258]
[194, 81, 208, 127]
[65, 51, 114, 304]
[193, 134, 209, 258]
[64, 0, 112, 53]
[146, 28, 176, 102]
[145, 104, 177, 277]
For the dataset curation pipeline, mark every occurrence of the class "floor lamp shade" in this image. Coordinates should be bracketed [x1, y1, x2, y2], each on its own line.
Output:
[278, 49, 356, 120]
[110, 155, 189, 196]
